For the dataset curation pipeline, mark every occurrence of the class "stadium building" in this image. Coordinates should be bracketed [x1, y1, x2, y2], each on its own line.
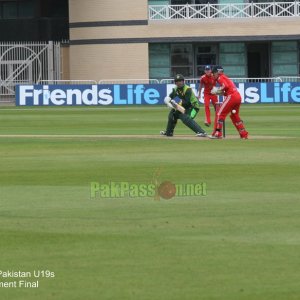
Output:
[0, 0, 300, 85]
[0, 0, 69, 41]
[69, 0, 300, 81]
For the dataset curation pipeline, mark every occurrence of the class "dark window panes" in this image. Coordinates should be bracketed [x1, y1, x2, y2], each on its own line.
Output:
[171, 0, 217, 3]
[171, 0, 192, 4]
[196, 54, 216, 65]
[172, 47, 191, 54]
[3, 2, 18, 19]
[149, 44, 170, 55]
[171, 54, 192, 66]
[252, 0, 290, 2]
[171, 67, 193, 78]
[150, 67, 170, 78]
[197, 46, 212, 53]
[195, 0, 217, 4]
[40, 0, 68, 18]
[197, 66, 205, 76]
[19, 1, 35, 18]
[171, 45, 193, 77]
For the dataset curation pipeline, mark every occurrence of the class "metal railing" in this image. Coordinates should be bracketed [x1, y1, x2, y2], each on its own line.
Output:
[99, 79, 160, 84]
[160, 77, 284, 84]
[97, 77, 300, 84]
[40, 80, 97, 85]
[279, 76, 300, 82]
[149, 1, 300, 20]
[0, 41, 61, 97]
[160, 78, 197, 84]
[231, 77, 282, 83]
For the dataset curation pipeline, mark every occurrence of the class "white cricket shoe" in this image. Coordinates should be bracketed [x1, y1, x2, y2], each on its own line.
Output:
[196, 132, 208, 137]
[160, 131, 173, 137]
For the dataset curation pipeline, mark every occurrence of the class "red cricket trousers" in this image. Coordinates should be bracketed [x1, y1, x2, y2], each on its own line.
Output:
[216, 92, 248, 138]
[204, 93, 218, 124]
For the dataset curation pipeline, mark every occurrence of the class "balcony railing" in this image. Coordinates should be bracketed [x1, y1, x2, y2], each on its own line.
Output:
[149, 1, 300, 20]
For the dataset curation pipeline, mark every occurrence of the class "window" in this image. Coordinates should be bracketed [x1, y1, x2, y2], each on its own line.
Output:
[271, 41, 298, 76]
[171, 0, 215, 3]
[3, 2, 17, 19]
[149, 43, 220, 79]
[149, 44, 171, 79]
[219, 42, 246, 77]
[196, 45, 217, 76]
[19, 1, 35, 18]
[194, 0, 217, 4]
[171, 44, 193, 77]
[171, 0, 193, 4]
[0, 1, 35, 19]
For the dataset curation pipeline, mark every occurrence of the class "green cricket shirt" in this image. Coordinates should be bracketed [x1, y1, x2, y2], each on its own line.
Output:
[169, 85, 200, 110]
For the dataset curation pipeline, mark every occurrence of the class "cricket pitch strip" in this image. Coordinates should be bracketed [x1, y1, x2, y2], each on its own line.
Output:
[0, 134, 294, 140]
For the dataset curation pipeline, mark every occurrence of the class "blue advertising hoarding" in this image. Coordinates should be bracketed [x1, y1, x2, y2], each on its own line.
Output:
[16, 82, 300, 106]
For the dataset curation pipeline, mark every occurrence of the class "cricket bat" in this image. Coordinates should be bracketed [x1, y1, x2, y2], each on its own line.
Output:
[170, 100, 185, 114]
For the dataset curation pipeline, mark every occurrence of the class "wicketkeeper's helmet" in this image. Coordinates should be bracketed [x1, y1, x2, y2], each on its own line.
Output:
[212, 66, 224, 73]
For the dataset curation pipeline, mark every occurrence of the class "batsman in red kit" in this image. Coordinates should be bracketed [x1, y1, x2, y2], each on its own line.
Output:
[210, 66, 249, 139]
[198, 65, 218, 127]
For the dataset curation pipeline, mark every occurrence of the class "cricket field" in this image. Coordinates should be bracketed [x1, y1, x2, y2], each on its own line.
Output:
[0, 104, 299, 300]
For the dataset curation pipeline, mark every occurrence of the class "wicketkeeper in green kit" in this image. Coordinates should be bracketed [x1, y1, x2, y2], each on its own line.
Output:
[160, 74, 208, 137]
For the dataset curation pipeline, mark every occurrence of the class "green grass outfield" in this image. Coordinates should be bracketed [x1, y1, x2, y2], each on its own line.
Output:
[0, 104, 300, 300]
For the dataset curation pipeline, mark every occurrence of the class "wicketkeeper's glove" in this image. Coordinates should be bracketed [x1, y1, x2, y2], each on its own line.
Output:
[211, 87, 223, 95]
